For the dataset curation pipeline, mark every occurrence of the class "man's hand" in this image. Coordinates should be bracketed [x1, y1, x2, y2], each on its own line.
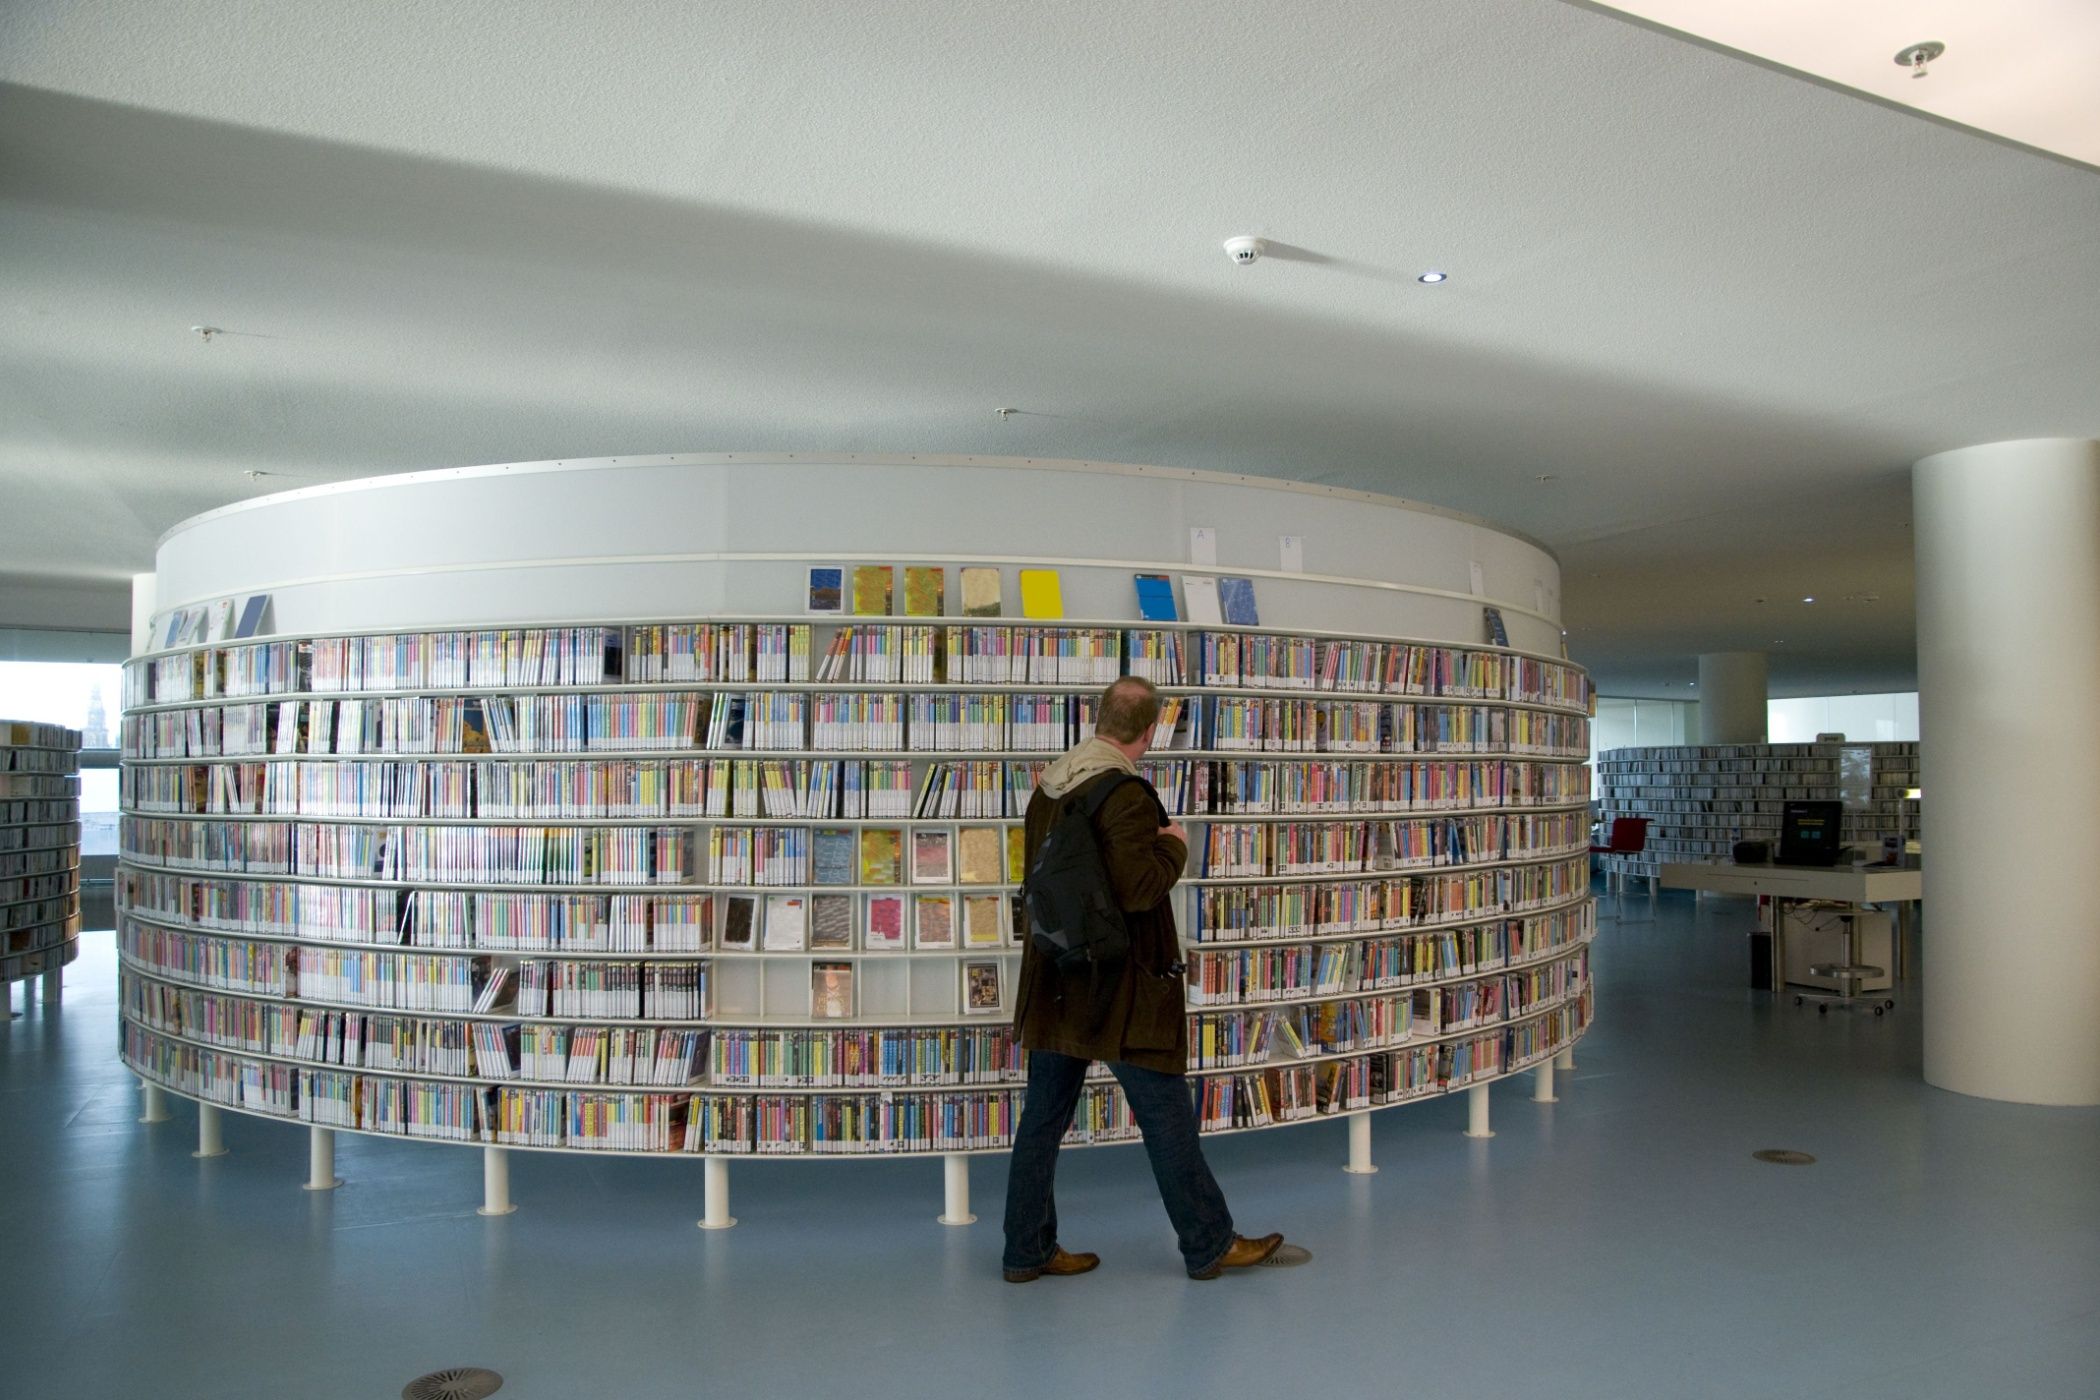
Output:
[1161, 821, 1189, 846]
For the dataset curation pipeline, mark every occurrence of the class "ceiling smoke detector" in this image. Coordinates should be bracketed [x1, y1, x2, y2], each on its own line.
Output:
[1223, 236, 1267, 266]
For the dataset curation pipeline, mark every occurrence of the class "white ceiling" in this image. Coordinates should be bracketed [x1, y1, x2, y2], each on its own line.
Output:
[1593, 0, 2100, 168]
[2, 0, 2096, 696]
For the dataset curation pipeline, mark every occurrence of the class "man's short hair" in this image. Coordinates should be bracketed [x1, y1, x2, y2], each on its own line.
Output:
[1097, 676, 1161, 744]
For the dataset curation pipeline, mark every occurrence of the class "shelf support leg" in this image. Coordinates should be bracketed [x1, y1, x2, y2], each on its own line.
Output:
[1533, 1061, 1557, 1104]
[1554, 1045, 1575, 1073]
[2, 983, 15, 1021]
[1343, 1111, 1377, 1174]
[1464, 1082, 1494, 1139]
[40, 967, 61, 1004]
[138, 1080, 171, 1124]
[304, 1126, 342, 1191]
[478, 1145, 516, 1216]
[698, 1156, 736, 1230]
[193, 1102, 228, 1158]
[939, 1153, 977, 1225]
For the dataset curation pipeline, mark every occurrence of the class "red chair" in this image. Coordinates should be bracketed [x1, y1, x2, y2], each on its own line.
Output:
[1591, 816, 1652, 899]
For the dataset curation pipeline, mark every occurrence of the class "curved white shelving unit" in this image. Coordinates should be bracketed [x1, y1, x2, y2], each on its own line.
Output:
[120, 455, 1594, 1217]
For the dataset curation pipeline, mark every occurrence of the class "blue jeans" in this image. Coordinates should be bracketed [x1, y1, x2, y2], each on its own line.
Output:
[1001, 1050, 1236, 1276]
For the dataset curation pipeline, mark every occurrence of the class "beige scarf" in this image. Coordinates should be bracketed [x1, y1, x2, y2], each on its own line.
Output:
[1036, 735, 1136, 799]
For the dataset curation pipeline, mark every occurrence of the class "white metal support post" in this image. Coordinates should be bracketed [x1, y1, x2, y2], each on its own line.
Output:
[138, 1080, 170, 1123]
[1533, 1060, 1557, 1103]
[40, 968, 60, 1004]
[698, 1157, 735, 1230]
[478, 1146, 516, 1216]
[1464, 1082, 1494, 1138]
[939, 1153, 976, 1225]
[304, 1126, 341, 1190]
[1343, 1112, 1377, 1174]
[193, 1103, 227, 1158]
[1555, 1046, 1575, 1073]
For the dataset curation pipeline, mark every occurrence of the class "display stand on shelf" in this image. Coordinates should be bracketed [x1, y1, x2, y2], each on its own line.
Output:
[117, 453, 1596, 1228]
[2, 720, 83, 1020]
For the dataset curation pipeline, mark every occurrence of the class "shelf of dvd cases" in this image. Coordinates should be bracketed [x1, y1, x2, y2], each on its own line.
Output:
[1594, 742, 1919, 879]
[119, 987, 1592, 1153]
[119, 617, 1590, 1156]
[3, 722, 83, 1002]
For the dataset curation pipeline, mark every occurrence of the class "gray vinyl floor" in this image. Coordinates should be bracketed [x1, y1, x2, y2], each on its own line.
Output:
[5, 889, 2097, 1400]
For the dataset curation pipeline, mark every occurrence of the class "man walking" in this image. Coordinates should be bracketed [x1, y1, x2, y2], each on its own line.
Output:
[1002, 675, 1285, 1281]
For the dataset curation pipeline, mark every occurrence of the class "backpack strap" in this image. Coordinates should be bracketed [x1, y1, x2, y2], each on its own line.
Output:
[1073, 770, 1163, 825]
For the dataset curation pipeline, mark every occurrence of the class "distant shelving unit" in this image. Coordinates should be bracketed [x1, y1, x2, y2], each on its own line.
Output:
[1594, 741, 1920, 879]
[1, 720, 82, 1018]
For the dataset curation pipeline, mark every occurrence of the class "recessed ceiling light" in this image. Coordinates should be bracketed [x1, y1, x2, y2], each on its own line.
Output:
[1801, 596, 1816, 604]
[1417, 271, 1448, 284]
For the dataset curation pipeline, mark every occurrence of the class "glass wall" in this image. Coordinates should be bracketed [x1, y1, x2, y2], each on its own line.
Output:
[1589, 697, 1697, 796]
[1767, 692, 1920, 743]
[0, 659, 121, 857]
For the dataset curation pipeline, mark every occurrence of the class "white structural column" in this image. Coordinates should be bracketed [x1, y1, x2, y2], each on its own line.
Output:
[1915, 438, 2100, 1105]
[1697, 652, 1767, 744]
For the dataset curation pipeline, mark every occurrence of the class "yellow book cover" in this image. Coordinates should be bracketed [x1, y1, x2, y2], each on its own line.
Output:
[1018, 569, 1064, 619]
[1006, 825, 1027, 883]
[903, 566, 945, 618]
[957, 826, 1002, 884]
[959, 567, 1002, 617]
[851, 565, 893, 615]
[859, 827, 903, 885]
[963, 894, 1005, 947]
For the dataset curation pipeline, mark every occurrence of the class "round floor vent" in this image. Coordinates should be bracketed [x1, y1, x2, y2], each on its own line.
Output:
[402, 1368, 504, 1400]
[1751, 1149, 1816, 1166]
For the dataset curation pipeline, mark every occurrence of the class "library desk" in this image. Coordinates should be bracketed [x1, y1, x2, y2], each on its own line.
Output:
[1656, 862, 1923, 991]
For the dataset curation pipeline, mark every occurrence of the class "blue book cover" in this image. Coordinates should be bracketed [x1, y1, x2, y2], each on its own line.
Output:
[1217, 576, 1260, 626]
[1133, 573, 1179, 622]
[811, 828, 858, 886]
[233, 593, 270, 639]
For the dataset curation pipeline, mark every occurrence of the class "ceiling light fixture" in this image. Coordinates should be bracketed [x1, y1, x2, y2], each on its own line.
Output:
[1802, 596, 1816, 604]
[1894, 41, 1944, 79]
[1417, 271, 1448, 284]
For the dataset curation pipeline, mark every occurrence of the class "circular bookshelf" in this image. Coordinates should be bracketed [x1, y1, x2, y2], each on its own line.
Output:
[119, 456, 1593, 1164]
[2, 720, 83, 1007]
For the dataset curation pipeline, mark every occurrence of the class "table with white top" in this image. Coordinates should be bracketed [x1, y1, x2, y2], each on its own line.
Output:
[1657, 862, 1923, 991]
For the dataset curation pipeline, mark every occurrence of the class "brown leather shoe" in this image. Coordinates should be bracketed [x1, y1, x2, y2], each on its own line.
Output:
[1003, 1246, 1101, 1283]
[1187, 1232, 1285, 1280]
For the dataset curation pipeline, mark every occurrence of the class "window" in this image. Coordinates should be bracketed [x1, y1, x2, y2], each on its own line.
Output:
[0, 659, 122, 857]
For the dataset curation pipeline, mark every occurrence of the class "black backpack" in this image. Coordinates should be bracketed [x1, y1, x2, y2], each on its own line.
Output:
[1024, 772, 1156, 974]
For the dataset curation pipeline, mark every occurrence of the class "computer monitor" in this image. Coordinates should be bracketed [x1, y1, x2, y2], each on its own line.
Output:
[1777, 800, 1844, 867]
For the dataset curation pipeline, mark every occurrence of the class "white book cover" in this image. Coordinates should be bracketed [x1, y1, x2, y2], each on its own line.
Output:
[762, 894, 808, 950]
[1182, 575, 1223, 625]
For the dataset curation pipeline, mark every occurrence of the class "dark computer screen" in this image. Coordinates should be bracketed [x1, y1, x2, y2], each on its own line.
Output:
[1777, 800, 1844, 866]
